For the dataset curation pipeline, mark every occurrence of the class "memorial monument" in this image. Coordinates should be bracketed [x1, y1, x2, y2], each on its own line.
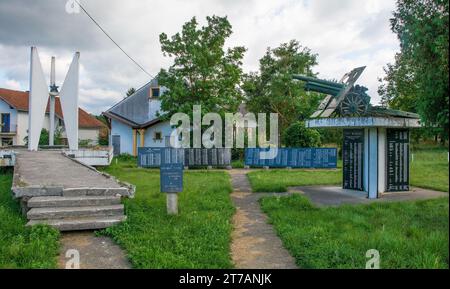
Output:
[294, 67, 421, 199]
[29, 47, 80, 151]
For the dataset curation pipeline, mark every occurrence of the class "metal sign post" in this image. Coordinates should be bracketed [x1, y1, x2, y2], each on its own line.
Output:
[160, 163, 183, 215]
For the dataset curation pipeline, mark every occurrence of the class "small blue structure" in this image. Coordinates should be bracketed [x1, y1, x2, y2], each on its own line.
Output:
[244, 148, 337, 168]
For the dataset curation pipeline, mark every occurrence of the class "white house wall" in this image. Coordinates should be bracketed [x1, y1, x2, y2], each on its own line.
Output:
[17, 111, 29, 145]
[111, 119, 134, 154]
[0, 99, 18, 131]
[144, 121, 175, 148]
[8, 109, 98, 146]
[79, 128, 99, 145]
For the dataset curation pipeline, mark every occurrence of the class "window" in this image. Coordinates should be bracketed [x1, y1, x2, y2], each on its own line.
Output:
[1, 113, 10, 133]
[151, 87, 160, 98]
[154, 131, 162, 141]
[1, 137, 13, 147]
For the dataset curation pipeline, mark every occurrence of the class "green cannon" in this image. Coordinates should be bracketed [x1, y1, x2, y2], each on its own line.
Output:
[293, 66, 419, 119]
[293, 67, 372, 117]
[292, 75, 345, 97]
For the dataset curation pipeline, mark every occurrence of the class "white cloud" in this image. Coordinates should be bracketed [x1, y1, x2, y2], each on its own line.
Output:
[3, 79, 22, 90]
[0, 0, 400, 113]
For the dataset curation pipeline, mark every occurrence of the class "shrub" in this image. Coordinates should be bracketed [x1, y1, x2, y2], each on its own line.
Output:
[283, 121, 321, 147]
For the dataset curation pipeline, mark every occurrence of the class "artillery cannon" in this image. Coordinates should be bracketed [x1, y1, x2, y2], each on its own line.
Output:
[293, 66, 419, 119]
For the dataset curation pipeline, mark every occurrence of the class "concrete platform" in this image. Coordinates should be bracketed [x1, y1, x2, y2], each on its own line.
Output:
[288, 186, 448, 207]
[11, 149, 134, 198]
[11, 149, 134, 231]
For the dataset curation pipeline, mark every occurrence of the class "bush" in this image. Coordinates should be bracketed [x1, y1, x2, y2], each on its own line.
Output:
[98, 135, 109, 146]
[283, 121, 321, 147]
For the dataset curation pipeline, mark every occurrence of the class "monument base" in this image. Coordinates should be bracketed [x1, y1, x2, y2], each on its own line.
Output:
[307, 117, 419, 199]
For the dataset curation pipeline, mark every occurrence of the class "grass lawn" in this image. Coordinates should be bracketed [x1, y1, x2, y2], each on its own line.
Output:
[410, 147, 449, 192]
[260, 194, 449, 268]
[0, 170, 60, 269]
[100, 158, 235, 269]
[248, 148, 448, 192]
[248, 169, 342, 192]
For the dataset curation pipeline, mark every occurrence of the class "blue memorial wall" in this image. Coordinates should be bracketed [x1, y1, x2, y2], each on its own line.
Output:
[244, 148, 337, 168]
[138, 147, 231, 167]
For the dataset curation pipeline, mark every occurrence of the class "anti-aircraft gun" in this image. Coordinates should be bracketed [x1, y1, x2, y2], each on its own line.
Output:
[293, 66, 419, 119]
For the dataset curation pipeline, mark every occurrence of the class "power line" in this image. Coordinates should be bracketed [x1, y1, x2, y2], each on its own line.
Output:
[74, 0, 154, 78]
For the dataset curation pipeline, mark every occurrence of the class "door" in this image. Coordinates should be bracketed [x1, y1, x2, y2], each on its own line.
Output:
[1, 113, 10, 133]
[165, 136, 171, 147]
[112, 135, 121, 156]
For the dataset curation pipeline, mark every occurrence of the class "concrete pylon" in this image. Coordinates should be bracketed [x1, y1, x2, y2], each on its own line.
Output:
[59, 52, 80, 151]
[28, 47, 49, 151]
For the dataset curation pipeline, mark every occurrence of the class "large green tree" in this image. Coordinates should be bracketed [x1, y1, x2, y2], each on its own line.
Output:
[158, 16, 246, 118]
[242, 40, 322, 143]
[379, 0, 449, 141]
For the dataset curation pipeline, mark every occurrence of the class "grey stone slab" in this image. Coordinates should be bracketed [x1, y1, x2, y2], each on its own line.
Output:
[27, 216, 127, 231]
[27, 204, 124, 220]
[12, 186, 63, 198]
[27, 196, 122, 208]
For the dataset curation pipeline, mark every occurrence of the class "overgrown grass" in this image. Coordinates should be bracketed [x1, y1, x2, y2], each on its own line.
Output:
[100, 161, 235, 268]
[410, 147, 448, 192]
[248, 148, 448, 192]
[260, 194, 449, 268]
[0, 170, 60, 269]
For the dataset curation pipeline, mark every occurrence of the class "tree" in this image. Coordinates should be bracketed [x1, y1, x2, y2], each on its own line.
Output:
[283, 121, 321, 148]
[242, 40, 322, 144]
[379, 0, 449, 141]
[23, 128, 61, 146]
[158, 16, 246, 119]
[125, 87, 136, 98]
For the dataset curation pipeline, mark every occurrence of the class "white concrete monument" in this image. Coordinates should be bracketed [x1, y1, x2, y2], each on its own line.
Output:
[28, 47, 80, 151]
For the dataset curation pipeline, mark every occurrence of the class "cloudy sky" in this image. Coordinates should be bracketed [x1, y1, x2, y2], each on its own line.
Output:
[0, 0, 399, 115]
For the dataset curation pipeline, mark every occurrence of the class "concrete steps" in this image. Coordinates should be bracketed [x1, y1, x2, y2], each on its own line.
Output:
[27, 216, 127, 231]
[25, 195, 126, 231]
[27, 196, 121, 208]
[27, 205, 124, 220]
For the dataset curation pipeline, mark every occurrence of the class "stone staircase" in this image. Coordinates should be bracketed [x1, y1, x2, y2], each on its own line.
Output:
[26, 193, 126, 231]
[13, 150, 135, 231]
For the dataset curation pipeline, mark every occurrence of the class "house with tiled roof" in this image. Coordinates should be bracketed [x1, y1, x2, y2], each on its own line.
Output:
[0, 88, 106, 147]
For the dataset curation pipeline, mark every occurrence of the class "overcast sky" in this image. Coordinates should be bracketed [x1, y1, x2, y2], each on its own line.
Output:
[0, 0, 399, 115]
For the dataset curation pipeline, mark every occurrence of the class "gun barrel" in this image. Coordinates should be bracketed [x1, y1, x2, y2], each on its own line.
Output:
[293, 74, 345, 90]
[305, 83, 341, 96]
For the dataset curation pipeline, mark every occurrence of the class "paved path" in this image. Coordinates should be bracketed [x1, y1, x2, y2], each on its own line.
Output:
[58, 231, 131, 269]
[228, 170, 297, 269]
[14, 150, 121, 188]
[288, 186, 448, 207]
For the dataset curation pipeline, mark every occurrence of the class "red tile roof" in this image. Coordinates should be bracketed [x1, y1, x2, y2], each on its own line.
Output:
[0, 88, 105, 128]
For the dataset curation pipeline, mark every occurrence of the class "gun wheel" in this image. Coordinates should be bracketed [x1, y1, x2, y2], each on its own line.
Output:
[339, 92, 369, 116]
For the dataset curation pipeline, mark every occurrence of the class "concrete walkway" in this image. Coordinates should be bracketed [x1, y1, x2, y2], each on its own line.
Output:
[288, 186, 448, 207]
[58, 231, 131, 269]
[228, 170, 297, 269]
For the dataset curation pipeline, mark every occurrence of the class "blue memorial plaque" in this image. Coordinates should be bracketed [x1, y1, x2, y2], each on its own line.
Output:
[160, 163, 184, 193]
[244, 148, 337, 168]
